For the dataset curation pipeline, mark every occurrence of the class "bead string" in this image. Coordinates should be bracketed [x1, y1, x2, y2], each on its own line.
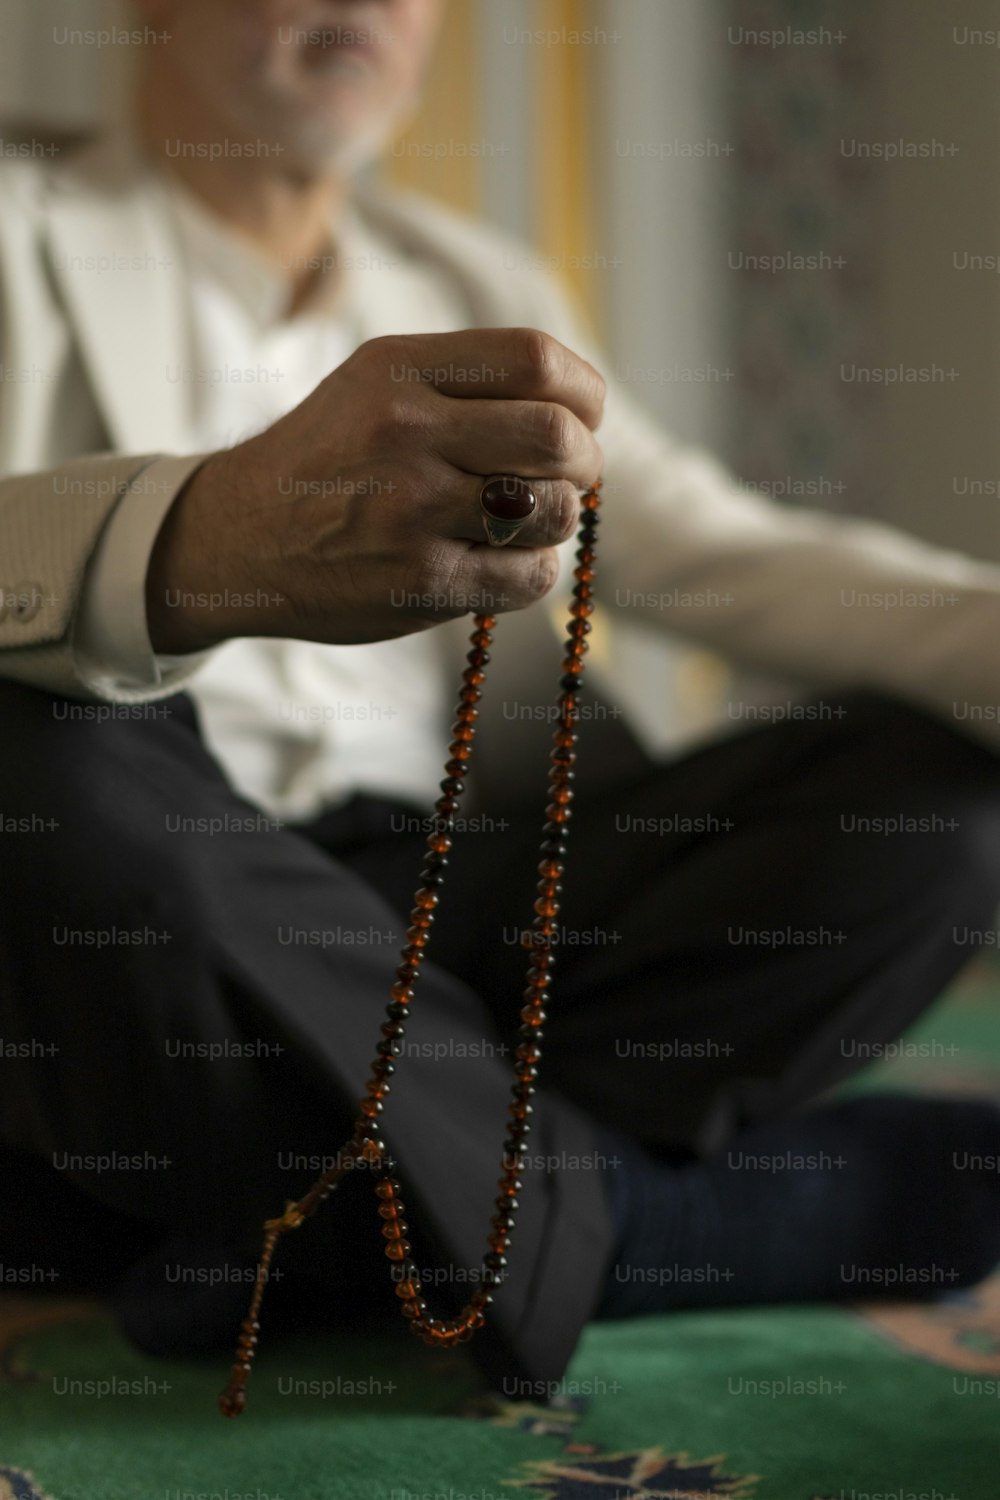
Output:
[218, 480, 602, 1417]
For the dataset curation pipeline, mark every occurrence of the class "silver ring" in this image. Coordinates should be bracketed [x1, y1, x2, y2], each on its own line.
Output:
[479, 474, 538, 547]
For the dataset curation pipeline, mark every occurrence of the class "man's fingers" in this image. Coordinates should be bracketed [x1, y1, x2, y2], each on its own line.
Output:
[366, 327, 606, 431]
[408, 536, 562, 619]
[431, 397, 603, 489]
[429, 476, 581, 549]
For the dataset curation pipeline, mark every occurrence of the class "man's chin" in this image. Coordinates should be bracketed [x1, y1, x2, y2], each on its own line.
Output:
[275, 117, 395, 179]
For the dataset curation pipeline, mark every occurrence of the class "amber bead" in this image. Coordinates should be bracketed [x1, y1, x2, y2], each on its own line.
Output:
[532, 898, 559, 920]
[384, 1240, 411, 1261]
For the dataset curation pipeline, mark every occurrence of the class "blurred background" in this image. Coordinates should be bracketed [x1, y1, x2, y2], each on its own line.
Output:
[3, 0, 1000, 750]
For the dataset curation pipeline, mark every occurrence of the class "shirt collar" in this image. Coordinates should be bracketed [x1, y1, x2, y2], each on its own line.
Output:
[157, 165, 356, 330]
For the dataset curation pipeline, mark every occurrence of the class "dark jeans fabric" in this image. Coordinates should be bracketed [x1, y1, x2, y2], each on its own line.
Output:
[3, 680, 1000, 1384]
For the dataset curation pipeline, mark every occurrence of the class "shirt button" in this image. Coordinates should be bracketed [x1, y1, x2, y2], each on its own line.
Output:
[9, 581, 44, 623]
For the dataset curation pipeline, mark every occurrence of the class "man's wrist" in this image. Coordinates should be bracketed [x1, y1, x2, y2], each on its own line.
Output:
[145, 453, 229, 654]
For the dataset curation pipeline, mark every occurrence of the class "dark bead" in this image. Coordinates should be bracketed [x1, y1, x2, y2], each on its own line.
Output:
[440, 777, 464, 796]
[376, 1039, 403, 1057]
[466, 648, 490, 668]
[386, 1001, 409, 1021]
[483, 1251, 508, 1273]
[419, 868, 446, 887]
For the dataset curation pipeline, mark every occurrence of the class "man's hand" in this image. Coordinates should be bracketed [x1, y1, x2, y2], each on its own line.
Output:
[145, 328, 605, 654]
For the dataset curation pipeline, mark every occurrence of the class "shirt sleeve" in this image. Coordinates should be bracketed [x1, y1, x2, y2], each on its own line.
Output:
[72, 452, 217, 697]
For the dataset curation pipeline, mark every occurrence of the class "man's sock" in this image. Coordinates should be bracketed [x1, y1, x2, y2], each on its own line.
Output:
[594, 1094, 1000, 1318]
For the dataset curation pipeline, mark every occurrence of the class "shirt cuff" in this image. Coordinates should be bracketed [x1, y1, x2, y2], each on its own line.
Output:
[73, 452, 218, 698]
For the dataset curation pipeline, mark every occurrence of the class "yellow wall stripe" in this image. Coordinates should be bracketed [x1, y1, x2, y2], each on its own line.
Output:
[384, 0, 481, 216]
[534, 0, 599, 326]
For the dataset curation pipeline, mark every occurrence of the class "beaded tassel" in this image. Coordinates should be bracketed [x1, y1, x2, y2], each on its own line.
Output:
[219, 481, 602, 1417]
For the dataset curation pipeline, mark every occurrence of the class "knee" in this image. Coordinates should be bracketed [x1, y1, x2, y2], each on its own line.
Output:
[832, 691, 1000, 789]
[812, 693, 1000, 901]
[0, 680, 203, 909]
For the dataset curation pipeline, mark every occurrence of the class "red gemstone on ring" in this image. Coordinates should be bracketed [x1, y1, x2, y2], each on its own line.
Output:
[480, 476, 537, 521]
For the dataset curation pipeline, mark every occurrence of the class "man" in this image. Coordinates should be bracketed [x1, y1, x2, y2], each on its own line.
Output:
[3, 0, 1000, 1394]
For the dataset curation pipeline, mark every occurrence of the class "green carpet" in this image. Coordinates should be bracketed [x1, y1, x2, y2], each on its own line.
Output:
[4, 962, 1000, 1499]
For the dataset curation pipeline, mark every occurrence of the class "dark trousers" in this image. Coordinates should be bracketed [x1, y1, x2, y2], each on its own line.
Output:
[3, 681, 1000, 1384]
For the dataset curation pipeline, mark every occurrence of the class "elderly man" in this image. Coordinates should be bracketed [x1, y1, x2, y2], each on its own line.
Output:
[2, 0, 1000, 1394]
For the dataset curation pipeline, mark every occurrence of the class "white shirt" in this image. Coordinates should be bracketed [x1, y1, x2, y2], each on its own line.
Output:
[76, 172, 465, 821]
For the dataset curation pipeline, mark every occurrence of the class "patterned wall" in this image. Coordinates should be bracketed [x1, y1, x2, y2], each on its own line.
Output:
[726, 0, 878, 515]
